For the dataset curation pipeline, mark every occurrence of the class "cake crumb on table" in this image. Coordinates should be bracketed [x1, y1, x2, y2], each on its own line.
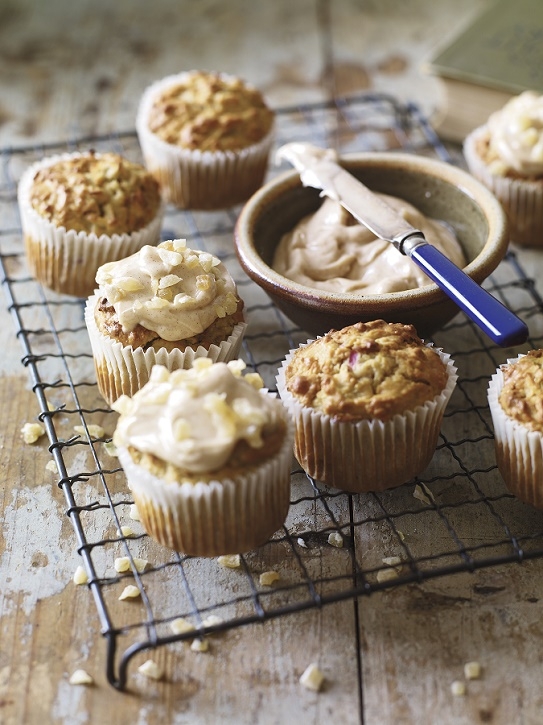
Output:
[119, 584, 141, 600]
[73, 565, 88, 585]
[300, 663, 324, 692]
[464, 661, 482, 680]
[69, 669, 94, 686]
[217, 554, 241, 569]
[451, 680, 466, 696]
[259, 570, 280, 586]
[21, 422, 45, 444]
[191, 638, 209, 653]
[138, 660, 163, 680]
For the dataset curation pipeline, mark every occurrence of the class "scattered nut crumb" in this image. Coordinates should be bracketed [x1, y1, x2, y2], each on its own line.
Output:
[297, 537, 307, 548]
[45, 460, 57, 473]
[129, 504, 141, 522]
[119, 584, 141, 601]
[259, 570, 280, 586]
[217, 554, 241, 569]
[451, 680, 466, 696]
[21, 422, 45, 444]
[376, 568, 400, 583]
[191, 638, 209, 653]
[74, 424, 105, 438]
[170, 618, 196, 635]
[117, 525, 135, 538]
[413, 483, 435, 505]
[202, 615, 223, 629]
[73, 565, 88, 585]
[104, 441, 118, 457]
[299, 663, 324, 692]
[464, 661, 482, 680]
[397, 530, 405, 541]
[115, 556, 148, 574]
[382, 556, 402, 568]
[69, 669, 94, 686]
[138, 659, 163, 680]
[328, 532, 344, 548]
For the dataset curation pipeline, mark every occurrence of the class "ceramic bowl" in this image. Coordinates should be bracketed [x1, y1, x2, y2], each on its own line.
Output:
[234, 152, 510, 338]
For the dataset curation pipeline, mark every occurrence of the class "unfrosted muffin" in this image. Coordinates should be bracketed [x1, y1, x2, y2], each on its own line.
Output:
[112, 359, 294, 556]
[464, 91, 543, 247]
[17, 151, 164, 296]
[488, 349, 543, 508]
[136, 70, 275, 209]
[84, 238, 246, 405]
[276, 320, 457, 492]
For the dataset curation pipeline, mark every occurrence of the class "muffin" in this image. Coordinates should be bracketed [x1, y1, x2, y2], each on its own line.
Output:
[136, 70, 275, 209]
[276, 320, 457, 493]
[112, 359, 294, 556]
[17, 150, 164, 296]
[84, 238, 246, 406]
[488, 349, 543, 508]
[464, 91, 543, 247]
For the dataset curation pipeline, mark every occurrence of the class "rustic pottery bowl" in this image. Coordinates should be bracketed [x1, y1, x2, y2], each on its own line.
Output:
[234, 152, 509, 338]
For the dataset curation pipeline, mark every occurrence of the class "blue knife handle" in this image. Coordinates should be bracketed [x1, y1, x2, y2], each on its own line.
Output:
[408, 242, 528, 347]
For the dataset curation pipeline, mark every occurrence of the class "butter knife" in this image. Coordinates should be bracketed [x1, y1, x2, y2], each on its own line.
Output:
[277, 142, 528, 348]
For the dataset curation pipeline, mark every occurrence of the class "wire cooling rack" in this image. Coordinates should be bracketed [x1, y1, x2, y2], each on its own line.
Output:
[2, 94, 543, 691]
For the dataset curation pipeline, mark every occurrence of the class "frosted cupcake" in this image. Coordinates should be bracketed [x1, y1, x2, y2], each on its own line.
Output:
[85, 239, 246, 406]
[113, 360, 294, 556]
[17, 151, 163, 296]
[488, 349, 543, 508]
[136, 70, 275, 209]
[276, 320, 457, 493]
[464, 91, 543, 247]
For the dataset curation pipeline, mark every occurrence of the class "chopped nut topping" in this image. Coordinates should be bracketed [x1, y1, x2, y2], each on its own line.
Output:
[450, 680, 466, 696]
[118, 584, 141, 600]
[376, 568, 400, 583]
[73, 565, 88, 585]
[114, 556, 148, 574]
[202, 615, 223, 629]
[190, 638, 209, 653]
[259, 571, 280, 587]
[299, 663, 324, 692]
[21, 422, 45, 444]
[464, 661, 482, 680]
[129, 504, 141, 521]
[117, 525, 134, 538]
[69, 669, 94, 686]
[104, 441, 118, 457]
[328, 532, 344, 548]
[138, 659, 163, 680]
[74, 424, 105, 439]
[170, 617, 196, 635]
[45, 460, 57, 473]
[217, 554, 241, 569]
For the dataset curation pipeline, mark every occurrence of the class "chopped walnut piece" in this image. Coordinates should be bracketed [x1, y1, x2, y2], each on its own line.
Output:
[170, 618, 196, 635]
[73, 565, 88, 585]
[464, 661, 482, 680]
[299, 663, 324, 692]
[69, 669, 94, 686]
[190, 638, 209, 653]
[138, 659, 164, 680]
[45, 460, 57, 473]
[118, 584, 141, 601]
[259, 571, 280, 586]
[74, 424, 105, 439]
[21, 422, 45, 444]
[451, 680, 466, 696]
[129, 504, 141, 521]
[217, 554, 241, 569]
[328, 532, 344, 548]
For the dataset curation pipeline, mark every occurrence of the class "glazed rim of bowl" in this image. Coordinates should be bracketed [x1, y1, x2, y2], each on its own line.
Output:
[234, 151, 510, 314]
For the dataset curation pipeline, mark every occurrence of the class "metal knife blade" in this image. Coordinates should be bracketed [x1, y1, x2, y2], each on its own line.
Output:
[276, 142, 529, 347]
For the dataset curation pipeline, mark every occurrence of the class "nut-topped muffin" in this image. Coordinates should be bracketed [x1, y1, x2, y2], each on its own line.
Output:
[488, 349, 543, 508]
[85, 238, 246, 406]
[18, 151, 164, 296]
[136, 70, 275, 209]
[277, 320, 457, 492]
[464, 91, 543, 247]
[113, 360, 294, 556]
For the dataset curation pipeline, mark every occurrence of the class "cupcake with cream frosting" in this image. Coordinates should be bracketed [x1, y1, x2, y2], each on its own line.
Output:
[113, 360, 294, 556]
[136, 70, 275, 209]
[85, 238, 246, 405]
[17, 150, 164, 296]
[488, 349, 543, 508]
[277, 320, 457, 493]
[464, 91, 543, 247]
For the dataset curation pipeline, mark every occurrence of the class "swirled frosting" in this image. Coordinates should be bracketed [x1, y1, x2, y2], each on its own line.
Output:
[112, 359, 283, 473]
[95, 239, 239, 341]
[486, 91, 543, 176]
[272, 197, 465, 294]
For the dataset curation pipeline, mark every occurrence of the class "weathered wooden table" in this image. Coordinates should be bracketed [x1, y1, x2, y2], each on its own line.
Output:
[4, 2, 543, 724]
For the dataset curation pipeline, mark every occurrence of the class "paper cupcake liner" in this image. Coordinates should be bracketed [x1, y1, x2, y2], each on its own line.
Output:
[85, 294, 247, 406]
[136, 72, 275, 210]
[17, 152, 164, 297]
[488, 356, 543, 508]
[116, 408, 294, 556]
[464, 127, 543, 248]
[276, 342, 457, 493]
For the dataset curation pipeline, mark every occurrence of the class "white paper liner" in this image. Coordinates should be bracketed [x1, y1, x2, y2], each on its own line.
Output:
[17, 152, 164, 297]
[464, 127, 543, 248]
[488, 355, 543, 508]
[85, 294, 247, 406]
[116, 406, 294, 556]
[276, 341, 457, 493]
[136, 71, 275, 209]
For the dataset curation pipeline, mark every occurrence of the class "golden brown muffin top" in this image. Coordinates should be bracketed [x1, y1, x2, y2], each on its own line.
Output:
[284, 320, 448, 422]
[29, 151, 162, 236]
[499, 349, 543, 432]
[147, 71, 274, 152]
